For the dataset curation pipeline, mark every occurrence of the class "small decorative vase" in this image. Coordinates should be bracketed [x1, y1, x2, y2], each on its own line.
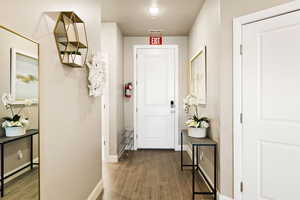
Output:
[188, 128, 207, 138]
[5, 127, 26, 137]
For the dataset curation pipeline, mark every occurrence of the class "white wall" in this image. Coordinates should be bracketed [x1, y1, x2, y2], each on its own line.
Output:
[124, 36, 189, 145]
[101, 23, 124, 156]
[0, 1, 102, 199]
[189, 0, 221, 191]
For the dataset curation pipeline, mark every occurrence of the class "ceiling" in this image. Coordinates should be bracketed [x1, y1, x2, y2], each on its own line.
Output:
[101, 0, 205, 36]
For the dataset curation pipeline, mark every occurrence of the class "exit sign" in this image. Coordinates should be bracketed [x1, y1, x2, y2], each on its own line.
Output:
[149, 36, 163, 45]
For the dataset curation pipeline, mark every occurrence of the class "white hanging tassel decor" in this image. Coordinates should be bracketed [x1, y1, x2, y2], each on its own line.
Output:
[87, 52, 107, 97]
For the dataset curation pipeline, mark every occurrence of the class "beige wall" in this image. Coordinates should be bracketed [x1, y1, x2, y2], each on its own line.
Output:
[123, 36, 189, 144]
[218, 0, 292, 197]
[101, 23, 124, 156]
[188, 0, 221, 190]
[0, 1, 102, 200]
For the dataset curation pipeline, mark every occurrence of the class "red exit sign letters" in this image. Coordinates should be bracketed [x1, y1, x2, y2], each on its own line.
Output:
[149, 36, 163, 45]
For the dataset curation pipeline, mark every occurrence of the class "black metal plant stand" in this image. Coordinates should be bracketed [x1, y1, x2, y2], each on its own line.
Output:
[0, 129, 39, 197]
[119, 130, 134, 159]
[180, 130, 217, 200]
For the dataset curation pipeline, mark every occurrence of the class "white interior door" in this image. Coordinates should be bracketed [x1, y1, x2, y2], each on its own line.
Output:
[242, 10, 300, 200]
[136, 47, 175, 149]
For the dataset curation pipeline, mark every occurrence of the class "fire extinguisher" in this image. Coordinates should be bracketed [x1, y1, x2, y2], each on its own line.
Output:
[124, 82, 133, 98]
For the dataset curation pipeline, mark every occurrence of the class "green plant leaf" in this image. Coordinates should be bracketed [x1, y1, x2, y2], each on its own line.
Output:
[199, 117, 210, 123]
[2, 117, 13, 121]
[193, 115, 199, 122]
[12, 115, 21, 122]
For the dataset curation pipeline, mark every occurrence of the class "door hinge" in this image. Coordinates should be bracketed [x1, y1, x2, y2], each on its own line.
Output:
[240, 113, 243, 124]
[104, 140, 106, 145]
[240, 44, 243, 55]
[240, 182, 244, 192]
[136, 54, 138, 59]
[136, 108, 138, 112]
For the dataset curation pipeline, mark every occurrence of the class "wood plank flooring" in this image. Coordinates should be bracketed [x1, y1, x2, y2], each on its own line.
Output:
[1, 168, 39, 200]
[98, 150, 213, 200]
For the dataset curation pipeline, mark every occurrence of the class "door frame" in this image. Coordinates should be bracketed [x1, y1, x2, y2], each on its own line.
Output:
[101, 53, 110, 162]
[133, 45, 179, 150]
[233, 1, 300, 199]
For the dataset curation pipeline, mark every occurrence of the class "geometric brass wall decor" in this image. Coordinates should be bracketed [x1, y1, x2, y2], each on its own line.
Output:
[54, 12, 88, 68]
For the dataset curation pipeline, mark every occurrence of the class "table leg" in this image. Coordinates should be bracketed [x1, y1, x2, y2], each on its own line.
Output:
[196, 146, 199, 167]
[192, 145, 195, 200]
[1, 144, 4, 197]
[181, 132, 183, 171]
[214, 145, 217, 200]
[30, 136, 33, 170]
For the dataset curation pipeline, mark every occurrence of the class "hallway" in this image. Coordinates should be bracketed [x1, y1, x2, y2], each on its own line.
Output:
[98, 150, 213, 200]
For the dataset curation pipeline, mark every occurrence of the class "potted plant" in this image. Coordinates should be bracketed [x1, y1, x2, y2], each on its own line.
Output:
[1, 93, 31, 137]
[185, 115, 210, 138]
[184, 94, 210, 138]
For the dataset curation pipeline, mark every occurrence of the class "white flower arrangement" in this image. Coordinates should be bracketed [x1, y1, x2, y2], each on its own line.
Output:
[1, 93, 31, 129]
[1, 118, 29, 128]
[184, 94, 210, 129]
[185, 115, 210, 129]
[1, 93, 13, 109]
[183, 94, 202, 116]
[183, 94, 201, 106]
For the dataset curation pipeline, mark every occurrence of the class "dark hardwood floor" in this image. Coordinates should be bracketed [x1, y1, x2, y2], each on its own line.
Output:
[1, 168, 39, 200]
[98, 150, 213, 200]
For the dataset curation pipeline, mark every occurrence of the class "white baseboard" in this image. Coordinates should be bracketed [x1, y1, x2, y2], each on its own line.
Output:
[3, 157, 39, 184]
[174, 145, 182, 151]
[218, 194, 233, 200]
[87, 179, 104, 200]
[106, 155, 118, 163]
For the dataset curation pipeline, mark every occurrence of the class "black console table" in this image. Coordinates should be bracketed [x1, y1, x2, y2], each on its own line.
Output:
[0, 129, 39, 197]
[180, 129, 217, 200]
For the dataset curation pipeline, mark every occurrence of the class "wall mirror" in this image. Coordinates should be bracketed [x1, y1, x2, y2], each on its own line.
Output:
[0, 26, 39, 199]
[189, 46, 207, 105]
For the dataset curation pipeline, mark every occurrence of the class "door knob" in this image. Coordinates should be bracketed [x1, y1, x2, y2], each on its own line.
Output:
[170, 100, 175, 108]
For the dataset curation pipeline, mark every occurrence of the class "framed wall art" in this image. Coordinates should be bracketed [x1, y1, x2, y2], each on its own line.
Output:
[189, 46, 207, 105]
[10, 48, 39, 104]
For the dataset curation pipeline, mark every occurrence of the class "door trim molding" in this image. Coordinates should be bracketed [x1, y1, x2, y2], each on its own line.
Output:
[101, 53, 109, 162]
[133, 45, 179, 150]
[233, 2, 300, 200]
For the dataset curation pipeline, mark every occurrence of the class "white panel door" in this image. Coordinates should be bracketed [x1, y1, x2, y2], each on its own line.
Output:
[242, 11, 300, 200]
[137, 48, 175, 149]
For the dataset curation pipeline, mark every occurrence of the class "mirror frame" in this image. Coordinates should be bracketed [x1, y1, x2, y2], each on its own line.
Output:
[0, 25, 40, 199]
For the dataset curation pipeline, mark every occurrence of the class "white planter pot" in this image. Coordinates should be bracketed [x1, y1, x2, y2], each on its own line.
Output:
[188, 128, 207, 138]
[5, 127, 26, 137]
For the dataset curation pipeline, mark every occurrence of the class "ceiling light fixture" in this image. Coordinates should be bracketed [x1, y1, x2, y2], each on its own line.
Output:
[149, 7, 159, 16]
